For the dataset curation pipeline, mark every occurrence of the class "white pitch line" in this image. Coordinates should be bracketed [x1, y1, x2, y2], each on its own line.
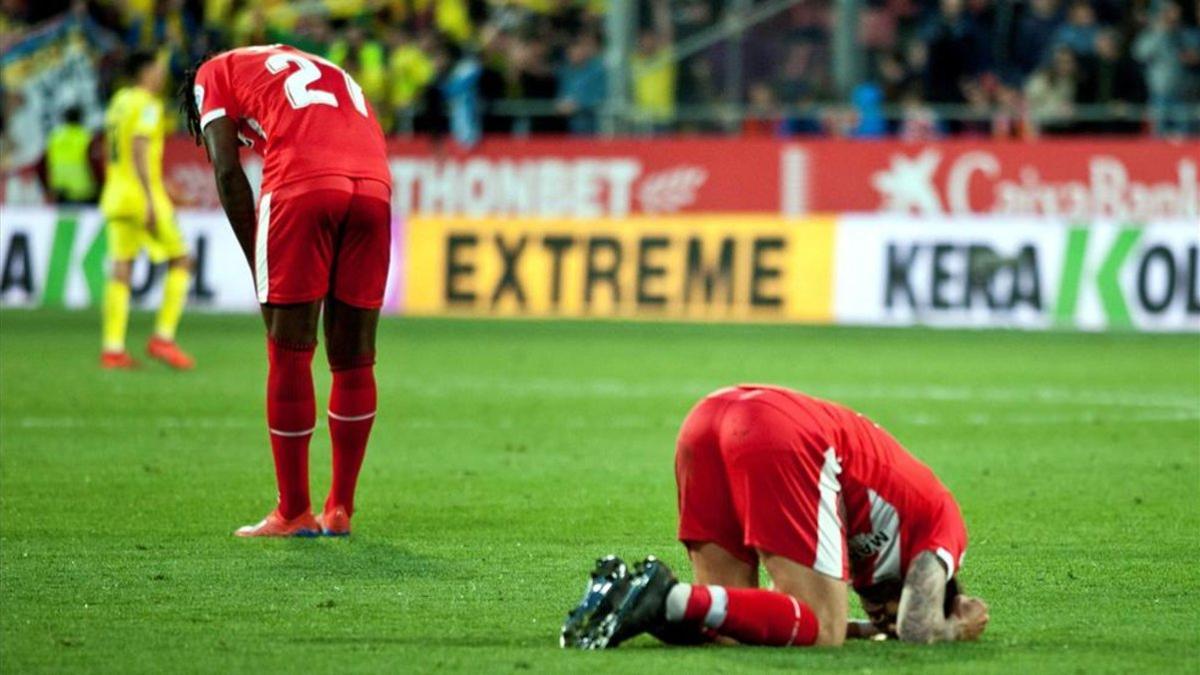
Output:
[384, 376, 1200, 412]
[5, 407, 1196, 434]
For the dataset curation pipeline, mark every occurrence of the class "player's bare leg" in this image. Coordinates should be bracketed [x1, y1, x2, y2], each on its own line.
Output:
[101, 259, 139, 369]
[758, 550, 849, 646]
[647, 548, 842, 648]
[318, 297, 380, 536]
[235, 301, 322, 537]
[688, 541, 758, 587]
[146, 254, 195, 369]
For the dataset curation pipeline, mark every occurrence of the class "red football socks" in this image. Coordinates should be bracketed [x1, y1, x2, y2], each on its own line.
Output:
[669, 584, 820, 646]
[324, 356, 376, 516]
[266, 338, 316, 519]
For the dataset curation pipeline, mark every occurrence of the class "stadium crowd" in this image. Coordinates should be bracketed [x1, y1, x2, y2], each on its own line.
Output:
[2, 0, 1198, 144]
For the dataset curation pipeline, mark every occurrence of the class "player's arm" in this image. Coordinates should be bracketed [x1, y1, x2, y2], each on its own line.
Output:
[895, 551, 989, 643]
[201, 117, 255, 266]
[133, 135, 157, 234]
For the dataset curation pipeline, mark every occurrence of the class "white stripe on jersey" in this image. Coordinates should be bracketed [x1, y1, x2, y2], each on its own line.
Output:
[255, 193, 271, 304]
[867, 488, 903, 584]
[813, 447, 845, 579]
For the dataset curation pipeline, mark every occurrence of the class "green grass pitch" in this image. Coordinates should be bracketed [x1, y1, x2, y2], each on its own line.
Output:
[1, 309, 1197, 673]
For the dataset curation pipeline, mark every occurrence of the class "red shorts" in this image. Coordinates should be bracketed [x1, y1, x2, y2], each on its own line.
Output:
[254, 176, 391, 308]
[675, 386, 850, 579]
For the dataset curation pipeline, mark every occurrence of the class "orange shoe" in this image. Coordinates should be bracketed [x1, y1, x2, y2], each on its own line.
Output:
[234, 509, 321, 538]
[101, 351, 139, 369]
[318, 505, 351, 537]
[147, 336, 194, 370]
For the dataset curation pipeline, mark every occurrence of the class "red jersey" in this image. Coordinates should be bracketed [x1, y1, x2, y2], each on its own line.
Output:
[676, 385, 968, 590]
[193, 45, 391, 195]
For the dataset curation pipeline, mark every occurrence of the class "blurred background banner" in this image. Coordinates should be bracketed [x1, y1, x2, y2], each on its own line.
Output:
[153, 136, 1200, 218]
[401, 215, 837, 321]
[0, 207, 256, 311]
[834, 215, 1199, 331]
[4, 206, 1195, 331]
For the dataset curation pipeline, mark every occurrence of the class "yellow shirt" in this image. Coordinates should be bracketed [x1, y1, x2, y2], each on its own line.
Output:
[631, 47, 676, 122]
[46, 123, 96, 202]
[99, 87, 171, 220]
[389, 44, 436, 108]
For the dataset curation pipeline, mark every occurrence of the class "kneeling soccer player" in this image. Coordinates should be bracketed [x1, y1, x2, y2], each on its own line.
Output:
[562, 384, 989, 648]
[181, 45, 392, 537]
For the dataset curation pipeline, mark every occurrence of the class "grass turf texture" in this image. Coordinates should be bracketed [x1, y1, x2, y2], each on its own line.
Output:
[1, 309, 1197, 673]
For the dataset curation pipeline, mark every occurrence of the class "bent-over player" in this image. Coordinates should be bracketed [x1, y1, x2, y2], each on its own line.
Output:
[181, 44, 392, 537]
[562, 384, 989, 648]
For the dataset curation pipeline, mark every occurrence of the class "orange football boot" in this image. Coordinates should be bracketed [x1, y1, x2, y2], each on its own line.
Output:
[147, 336, 195, 370]
[318, 505, 351, 537]
[234, 509, 321, 538]
[101, 351, 139, 369]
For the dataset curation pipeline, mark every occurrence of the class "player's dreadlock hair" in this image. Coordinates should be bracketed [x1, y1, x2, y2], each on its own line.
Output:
[178, 53, 217, 147]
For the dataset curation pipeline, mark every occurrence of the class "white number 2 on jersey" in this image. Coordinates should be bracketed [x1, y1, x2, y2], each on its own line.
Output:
[264, 53, 368, 117]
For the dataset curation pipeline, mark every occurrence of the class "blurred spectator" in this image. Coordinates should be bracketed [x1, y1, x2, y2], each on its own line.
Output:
[897, 84, 943, 141]
[387, 28, 437, 133]
[329, 24, 388, 117]
[1133, 0, 1200, 135]
[741, 81, 786, 136]
[1078, 28, 1147, 133]
[878, 47, 921, 104]
[44, 106, 97, 204]
[675, 0, 719, 42]
[921, 0, 990, 105]
[991, 80, 1029, 138]
[511, 30, 565, 133]
[676, 55, 721, 132]
[477, 25, 512, 134]
[850, 83, 888, 137]
[630, 0, 676, 132]
[1024, 44, 1079, 134]
[1012, 0, 1064, 78]
[777, 42, 829, 103]
[1051, 0, 1101, 56]
[556, 31, 606, 134]
[960, 76, 995, 135]
[440, 43, 483, 148]
[432, 0, 474, 45]
[414, 39, 451, 141]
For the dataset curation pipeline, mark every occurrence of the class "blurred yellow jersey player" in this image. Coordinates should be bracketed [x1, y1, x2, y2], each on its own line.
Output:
[98, 51, 194, 370]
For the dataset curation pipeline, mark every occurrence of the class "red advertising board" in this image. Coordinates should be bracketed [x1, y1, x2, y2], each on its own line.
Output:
[151, 137, 1199, 221]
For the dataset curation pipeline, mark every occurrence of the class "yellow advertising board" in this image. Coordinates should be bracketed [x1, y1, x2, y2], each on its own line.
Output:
[403, 216, 836, 322]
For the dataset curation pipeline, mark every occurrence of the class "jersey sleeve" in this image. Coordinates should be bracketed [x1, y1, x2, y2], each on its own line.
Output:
[194, 57, 240, 130]
[909, 496, 968, 580]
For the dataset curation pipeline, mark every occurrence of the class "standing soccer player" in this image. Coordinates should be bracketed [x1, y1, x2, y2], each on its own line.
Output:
[180, 45, 392, 537]
[99, 51, 194, 369]
[562, 384, 990, 648]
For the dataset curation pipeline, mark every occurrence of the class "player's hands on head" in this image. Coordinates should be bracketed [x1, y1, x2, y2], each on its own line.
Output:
[950, 595, 989, 641]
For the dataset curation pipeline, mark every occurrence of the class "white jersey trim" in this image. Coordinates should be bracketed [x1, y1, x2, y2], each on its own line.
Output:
[935, 547, 956, 580]
[813, 447, 845, 579]
[199, 107, 227, 130]
[867, 488, 903, 585]
[255, 192, 272, 304]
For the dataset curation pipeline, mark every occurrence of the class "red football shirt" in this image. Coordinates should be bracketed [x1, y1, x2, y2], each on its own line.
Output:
[193, 44, 391, 195]
[727, 385, 969, 590]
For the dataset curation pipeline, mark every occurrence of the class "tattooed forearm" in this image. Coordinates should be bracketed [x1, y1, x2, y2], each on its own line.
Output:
[896, 552, 958, 644]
